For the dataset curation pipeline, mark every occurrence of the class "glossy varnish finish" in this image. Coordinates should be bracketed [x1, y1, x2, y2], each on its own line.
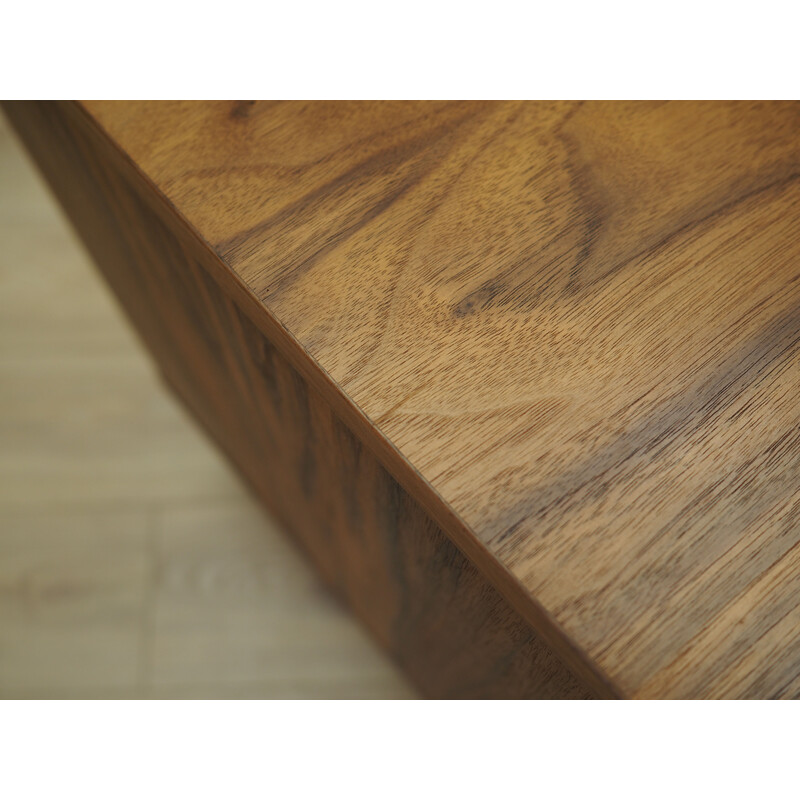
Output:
[8, 100, 800, 697]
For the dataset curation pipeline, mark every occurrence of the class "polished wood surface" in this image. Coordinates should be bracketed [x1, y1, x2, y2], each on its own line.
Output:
[8, 100, 800, 697]
[3, 101, 593, 698]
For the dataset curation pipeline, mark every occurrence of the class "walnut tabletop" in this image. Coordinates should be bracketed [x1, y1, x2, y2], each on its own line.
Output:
[6, 100, 800, 698]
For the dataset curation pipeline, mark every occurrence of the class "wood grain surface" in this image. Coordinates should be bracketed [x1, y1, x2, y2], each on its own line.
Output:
[3, 100, 596, 698]
[7, 100, 800, 697]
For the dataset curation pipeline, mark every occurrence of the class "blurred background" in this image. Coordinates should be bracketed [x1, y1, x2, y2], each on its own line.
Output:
[0, 111, 415, 699]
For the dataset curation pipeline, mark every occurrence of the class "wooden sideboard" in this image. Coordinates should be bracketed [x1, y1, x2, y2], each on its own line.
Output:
[5, 100, 800, 698]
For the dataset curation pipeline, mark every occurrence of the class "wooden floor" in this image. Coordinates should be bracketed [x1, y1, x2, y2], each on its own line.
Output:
[0, 113, 416, 699]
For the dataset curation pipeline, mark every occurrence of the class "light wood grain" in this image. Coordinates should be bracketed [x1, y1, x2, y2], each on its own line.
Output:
[0, 111, 415, 700]
[8, 100, 800, 697]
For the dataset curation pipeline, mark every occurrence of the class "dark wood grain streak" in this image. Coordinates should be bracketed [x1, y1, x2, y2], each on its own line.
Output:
[2, 100, 599, 699]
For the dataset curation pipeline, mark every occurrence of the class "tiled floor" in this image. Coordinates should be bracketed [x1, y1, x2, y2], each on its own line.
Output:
[0, 111, 416, 699]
